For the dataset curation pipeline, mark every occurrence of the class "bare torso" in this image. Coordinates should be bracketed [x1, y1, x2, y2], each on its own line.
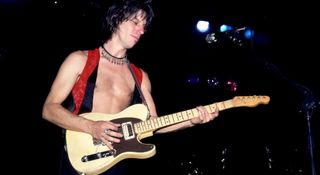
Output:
[92, 56, 135, 114]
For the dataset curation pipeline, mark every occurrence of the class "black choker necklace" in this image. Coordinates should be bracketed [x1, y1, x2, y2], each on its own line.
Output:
[101, 46, 128, 65]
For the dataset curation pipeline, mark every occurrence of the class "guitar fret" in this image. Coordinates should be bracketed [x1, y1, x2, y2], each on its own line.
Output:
[179, 112, 189, 121]
[169, 115, 174, 123]
[164, 115, 170, 125]
[175, 113, 180, 121]
[153, 118, 159, 128]
[159, 117, 165, 127]
[184, 112, 188, 120]
[135, 123, 140, 133]
[185, 111, 189, 119]
[162, 117, 166, 127]
[151, 119, 156, 129]
[207, 103, 217, 113]
[171, 116, 176, 123]
[146, 120, 153, 130]
[172, 114, 178, 122]
[216, 101, 226, 110]
[137, 123, 142, 132]
[191, 109, 197, 119]
[188, 110, 194, 118]
[155, 118, 159, 128]
[186, 110, 193, 119]
[141, 122, 146, 132]
[183, 111, 190, 120]
[177, 113, 183, 121]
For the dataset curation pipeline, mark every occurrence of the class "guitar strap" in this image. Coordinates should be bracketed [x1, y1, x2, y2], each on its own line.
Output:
[128, 61, 151, 120]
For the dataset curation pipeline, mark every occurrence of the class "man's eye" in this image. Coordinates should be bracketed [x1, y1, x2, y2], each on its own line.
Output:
[130, 20, 139, 25]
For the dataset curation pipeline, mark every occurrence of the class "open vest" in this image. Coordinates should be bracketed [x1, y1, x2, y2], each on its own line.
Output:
[67, 48, 143, 115]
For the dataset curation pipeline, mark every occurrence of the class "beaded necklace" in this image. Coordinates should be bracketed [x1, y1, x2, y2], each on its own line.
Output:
[101, 46, 128, 65]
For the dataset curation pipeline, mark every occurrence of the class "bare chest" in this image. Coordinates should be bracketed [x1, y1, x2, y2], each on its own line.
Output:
[96, 65, 135, 95]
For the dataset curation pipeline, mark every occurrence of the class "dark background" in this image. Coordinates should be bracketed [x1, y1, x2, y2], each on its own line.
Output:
[1, 0, 319, 174]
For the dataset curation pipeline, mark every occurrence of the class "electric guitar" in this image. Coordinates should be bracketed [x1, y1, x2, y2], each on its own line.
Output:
[66, 95, 270, 175]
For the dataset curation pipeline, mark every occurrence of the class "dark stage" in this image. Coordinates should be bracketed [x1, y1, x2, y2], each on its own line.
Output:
[1, 0, 319, 174]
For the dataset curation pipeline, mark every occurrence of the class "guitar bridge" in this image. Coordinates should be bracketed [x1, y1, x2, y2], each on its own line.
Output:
[122, 121, 135, 140]
[81, 149, 116, 162]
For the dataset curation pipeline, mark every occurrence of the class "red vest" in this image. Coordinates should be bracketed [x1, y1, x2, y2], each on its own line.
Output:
[71, 48, 142, 114]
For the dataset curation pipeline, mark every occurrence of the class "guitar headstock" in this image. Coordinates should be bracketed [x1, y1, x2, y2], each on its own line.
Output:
[232, 95, 270, 107]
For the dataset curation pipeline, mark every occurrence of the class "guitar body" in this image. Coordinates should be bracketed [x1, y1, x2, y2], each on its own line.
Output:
[66, 104, 156, 175]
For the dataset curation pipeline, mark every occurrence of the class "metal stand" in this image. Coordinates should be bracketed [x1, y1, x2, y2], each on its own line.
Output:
[258, 59, 318, 175]
[300, 87, 319, 175]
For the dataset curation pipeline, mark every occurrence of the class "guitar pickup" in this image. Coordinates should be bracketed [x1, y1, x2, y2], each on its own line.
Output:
[121, 122, 135, 140]
[81, 149, 116, 162]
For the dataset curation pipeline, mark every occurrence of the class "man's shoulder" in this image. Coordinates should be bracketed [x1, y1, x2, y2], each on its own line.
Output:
[63, 50, 90, 66]
[68, 50, 88, 58]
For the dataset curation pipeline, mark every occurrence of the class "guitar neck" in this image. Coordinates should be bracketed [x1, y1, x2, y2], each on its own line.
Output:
[134, 95, 270, 134]
[134, 99, 234, 133]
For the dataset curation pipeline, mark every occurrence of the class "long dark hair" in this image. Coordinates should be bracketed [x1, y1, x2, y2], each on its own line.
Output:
[99, 0, 154, 45]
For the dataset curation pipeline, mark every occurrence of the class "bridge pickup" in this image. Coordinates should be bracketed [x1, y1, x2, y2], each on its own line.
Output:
[81, 150, 115, 162]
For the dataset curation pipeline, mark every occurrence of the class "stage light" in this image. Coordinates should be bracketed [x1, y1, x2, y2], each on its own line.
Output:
[220, 24, 233, 33]
[207, 76, 220, 87]
[196, 20, 210, 33]
[244, 28, 254, 39]
[225, 80, 239, 92]
[187, 75, 200, 84]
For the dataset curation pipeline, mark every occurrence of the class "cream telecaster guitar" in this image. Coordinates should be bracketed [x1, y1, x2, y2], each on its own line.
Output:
[66, 95, 270, 175]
